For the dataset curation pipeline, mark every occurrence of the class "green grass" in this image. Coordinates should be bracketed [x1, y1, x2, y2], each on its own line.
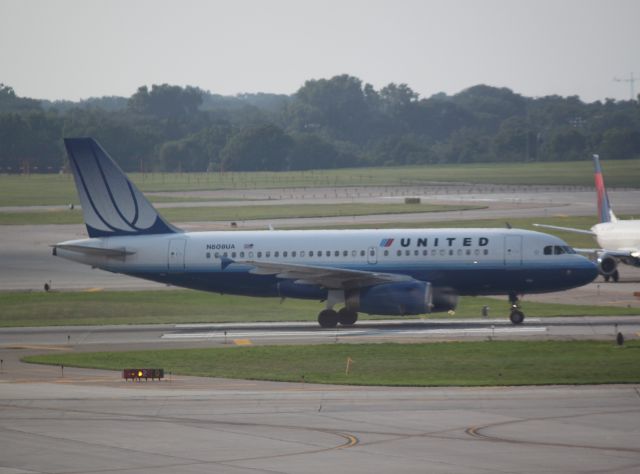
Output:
[1, 290, 637, 328]
[22, 340, 640, 386]
[0, 202, 481, 225]
[2, 158, 639, 206]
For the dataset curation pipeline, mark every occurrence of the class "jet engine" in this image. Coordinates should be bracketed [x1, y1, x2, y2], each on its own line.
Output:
[432, 287, 459, 312]
[597, 253, 618, 276]
[345, 281, 432, 315]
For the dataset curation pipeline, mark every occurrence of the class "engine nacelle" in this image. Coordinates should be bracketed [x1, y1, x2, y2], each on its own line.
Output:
[597, 254, 618, 276]
[432, 288, 459, 312]
[345, 281, 432, 315]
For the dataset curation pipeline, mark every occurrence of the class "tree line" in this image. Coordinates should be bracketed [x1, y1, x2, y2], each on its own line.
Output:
[1, 77, 639, 173]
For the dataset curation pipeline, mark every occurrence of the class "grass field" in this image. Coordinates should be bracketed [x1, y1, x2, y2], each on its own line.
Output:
[1, 289, 637, 328]
[22, 340, 640, 386]
[0, 202, 482, 225]
[2, 158, 639, 206]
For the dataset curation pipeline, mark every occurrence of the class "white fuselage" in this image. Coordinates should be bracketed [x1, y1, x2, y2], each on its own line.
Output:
[592, 220, 640, 251]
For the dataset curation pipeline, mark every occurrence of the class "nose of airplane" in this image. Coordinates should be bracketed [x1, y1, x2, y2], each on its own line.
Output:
[574, 259, 599, 286]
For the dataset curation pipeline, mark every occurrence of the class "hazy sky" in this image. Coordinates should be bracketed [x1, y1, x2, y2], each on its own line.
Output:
[1, 0, 638, 102]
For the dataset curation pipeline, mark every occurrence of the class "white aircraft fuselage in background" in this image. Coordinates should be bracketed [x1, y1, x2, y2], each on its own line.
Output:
[54, 138, 598, 327]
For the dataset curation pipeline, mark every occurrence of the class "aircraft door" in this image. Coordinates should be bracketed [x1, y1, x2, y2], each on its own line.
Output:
[168, 239, 186, 271]
[367, 246, 378, 264]
[504, 235, 523, 266]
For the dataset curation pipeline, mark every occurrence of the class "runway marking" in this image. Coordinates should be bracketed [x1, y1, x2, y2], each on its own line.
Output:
[2, 344, 72, 351]
[233, 339, 252, 345]
[162, 326, 548, 340]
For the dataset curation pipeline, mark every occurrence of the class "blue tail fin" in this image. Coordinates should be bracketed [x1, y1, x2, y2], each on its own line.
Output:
[64, 138, 180, 238]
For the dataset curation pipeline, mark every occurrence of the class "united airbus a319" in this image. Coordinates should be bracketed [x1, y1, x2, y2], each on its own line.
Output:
[53, 138, 598, 327]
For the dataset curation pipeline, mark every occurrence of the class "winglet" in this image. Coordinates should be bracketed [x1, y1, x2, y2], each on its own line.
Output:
[64, 138, 181, 238]
[592, 154, 617, 223]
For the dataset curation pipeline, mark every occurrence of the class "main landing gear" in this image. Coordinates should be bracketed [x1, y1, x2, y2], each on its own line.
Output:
[508, 293, 525, 325]
[317, 308, 359, 328]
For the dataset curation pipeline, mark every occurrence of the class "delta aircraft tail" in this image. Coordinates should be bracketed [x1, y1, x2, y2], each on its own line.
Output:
[593, 154, 617, 224]
[64, 138, 179, 238]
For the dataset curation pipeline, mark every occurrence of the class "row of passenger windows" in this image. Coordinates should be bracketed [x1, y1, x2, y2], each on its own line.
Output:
[207, 248, 490, 259]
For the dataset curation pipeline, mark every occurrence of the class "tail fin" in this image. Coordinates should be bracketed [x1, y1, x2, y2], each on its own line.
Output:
[64, 138, 180, 238]
[592, 154, 617, 223]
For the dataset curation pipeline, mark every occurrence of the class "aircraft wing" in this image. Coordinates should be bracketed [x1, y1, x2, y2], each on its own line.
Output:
[235, 260, 415, 289]
[573, 247, 640, 259]
[532, 223, 596, 236]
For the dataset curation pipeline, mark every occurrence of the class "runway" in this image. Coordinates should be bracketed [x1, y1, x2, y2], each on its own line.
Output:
[1, 354, 639, 473]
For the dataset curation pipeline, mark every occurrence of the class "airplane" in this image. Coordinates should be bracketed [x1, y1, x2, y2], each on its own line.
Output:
[534, 154, 640, 282]
[53, 138, 598, 327]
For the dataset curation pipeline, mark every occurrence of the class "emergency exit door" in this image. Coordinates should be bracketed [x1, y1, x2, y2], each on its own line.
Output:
[504, 235, 522, 266]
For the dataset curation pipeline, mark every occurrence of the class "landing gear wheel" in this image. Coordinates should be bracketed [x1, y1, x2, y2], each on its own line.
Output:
[612, 270, 620, 283]
[338, 308, 358, 326]
[318, 309, 339, 328]
[509, 309, 524, 325]
[604, 274, 611, 282]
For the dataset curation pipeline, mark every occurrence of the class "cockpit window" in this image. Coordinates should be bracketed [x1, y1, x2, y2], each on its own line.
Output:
[545, 245, 576, 255]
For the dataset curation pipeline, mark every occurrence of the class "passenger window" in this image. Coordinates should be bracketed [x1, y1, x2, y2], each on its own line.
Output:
[414, 250, 419, 256]
[360, 250, 365, 257]
[283, 251, 288, 257]
[384, 250, 389, 256]
[397, 250, 402, 256]
[334, 250, 339, 257]
[206, 252, 211, 259]
[449, 250, 454, 256]
[431, 249, 437, 256]
[440, 250, 446, 256]
[309, 251, 314, 257]
[343, 250, 348, 257]
[405, 250, 411, 256]
[265, 251, 271, 258]
[326, 251, 331, 256]
[423, 250, 428, 256]
[292, 251, 297, 257]
[370, 249, 375, 256]
[257, 251, 262, 258]
[483, 249, 489, 255]
[223, 252, 228, 258]
[214, 252, 220, 258]
[457, 249, 463, 256]
[232, 252, 236, 258]
[249, 252, 254, 258]
[274, 251, 279, 258]
[301, 251, 306, 257]
[240, 251, 245, 258]
[351, 250, 357, 257]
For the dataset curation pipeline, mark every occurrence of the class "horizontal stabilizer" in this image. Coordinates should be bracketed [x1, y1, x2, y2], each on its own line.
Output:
[52, 244, 136, 258]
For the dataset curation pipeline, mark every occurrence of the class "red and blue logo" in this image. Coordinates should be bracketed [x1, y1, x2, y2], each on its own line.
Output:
[593, 154, 612, 223]
[379, 238, 394, 247]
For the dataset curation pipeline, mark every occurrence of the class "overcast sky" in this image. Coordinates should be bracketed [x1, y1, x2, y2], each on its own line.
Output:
[1, 0, 638, 102]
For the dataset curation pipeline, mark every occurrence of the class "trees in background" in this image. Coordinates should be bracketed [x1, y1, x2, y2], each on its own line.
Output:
[1, 77, 639, 173]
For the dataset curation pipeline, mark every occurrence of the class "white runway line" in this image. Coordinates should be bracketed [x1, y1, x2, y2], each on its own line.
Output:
[161, 326, 548, 340]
